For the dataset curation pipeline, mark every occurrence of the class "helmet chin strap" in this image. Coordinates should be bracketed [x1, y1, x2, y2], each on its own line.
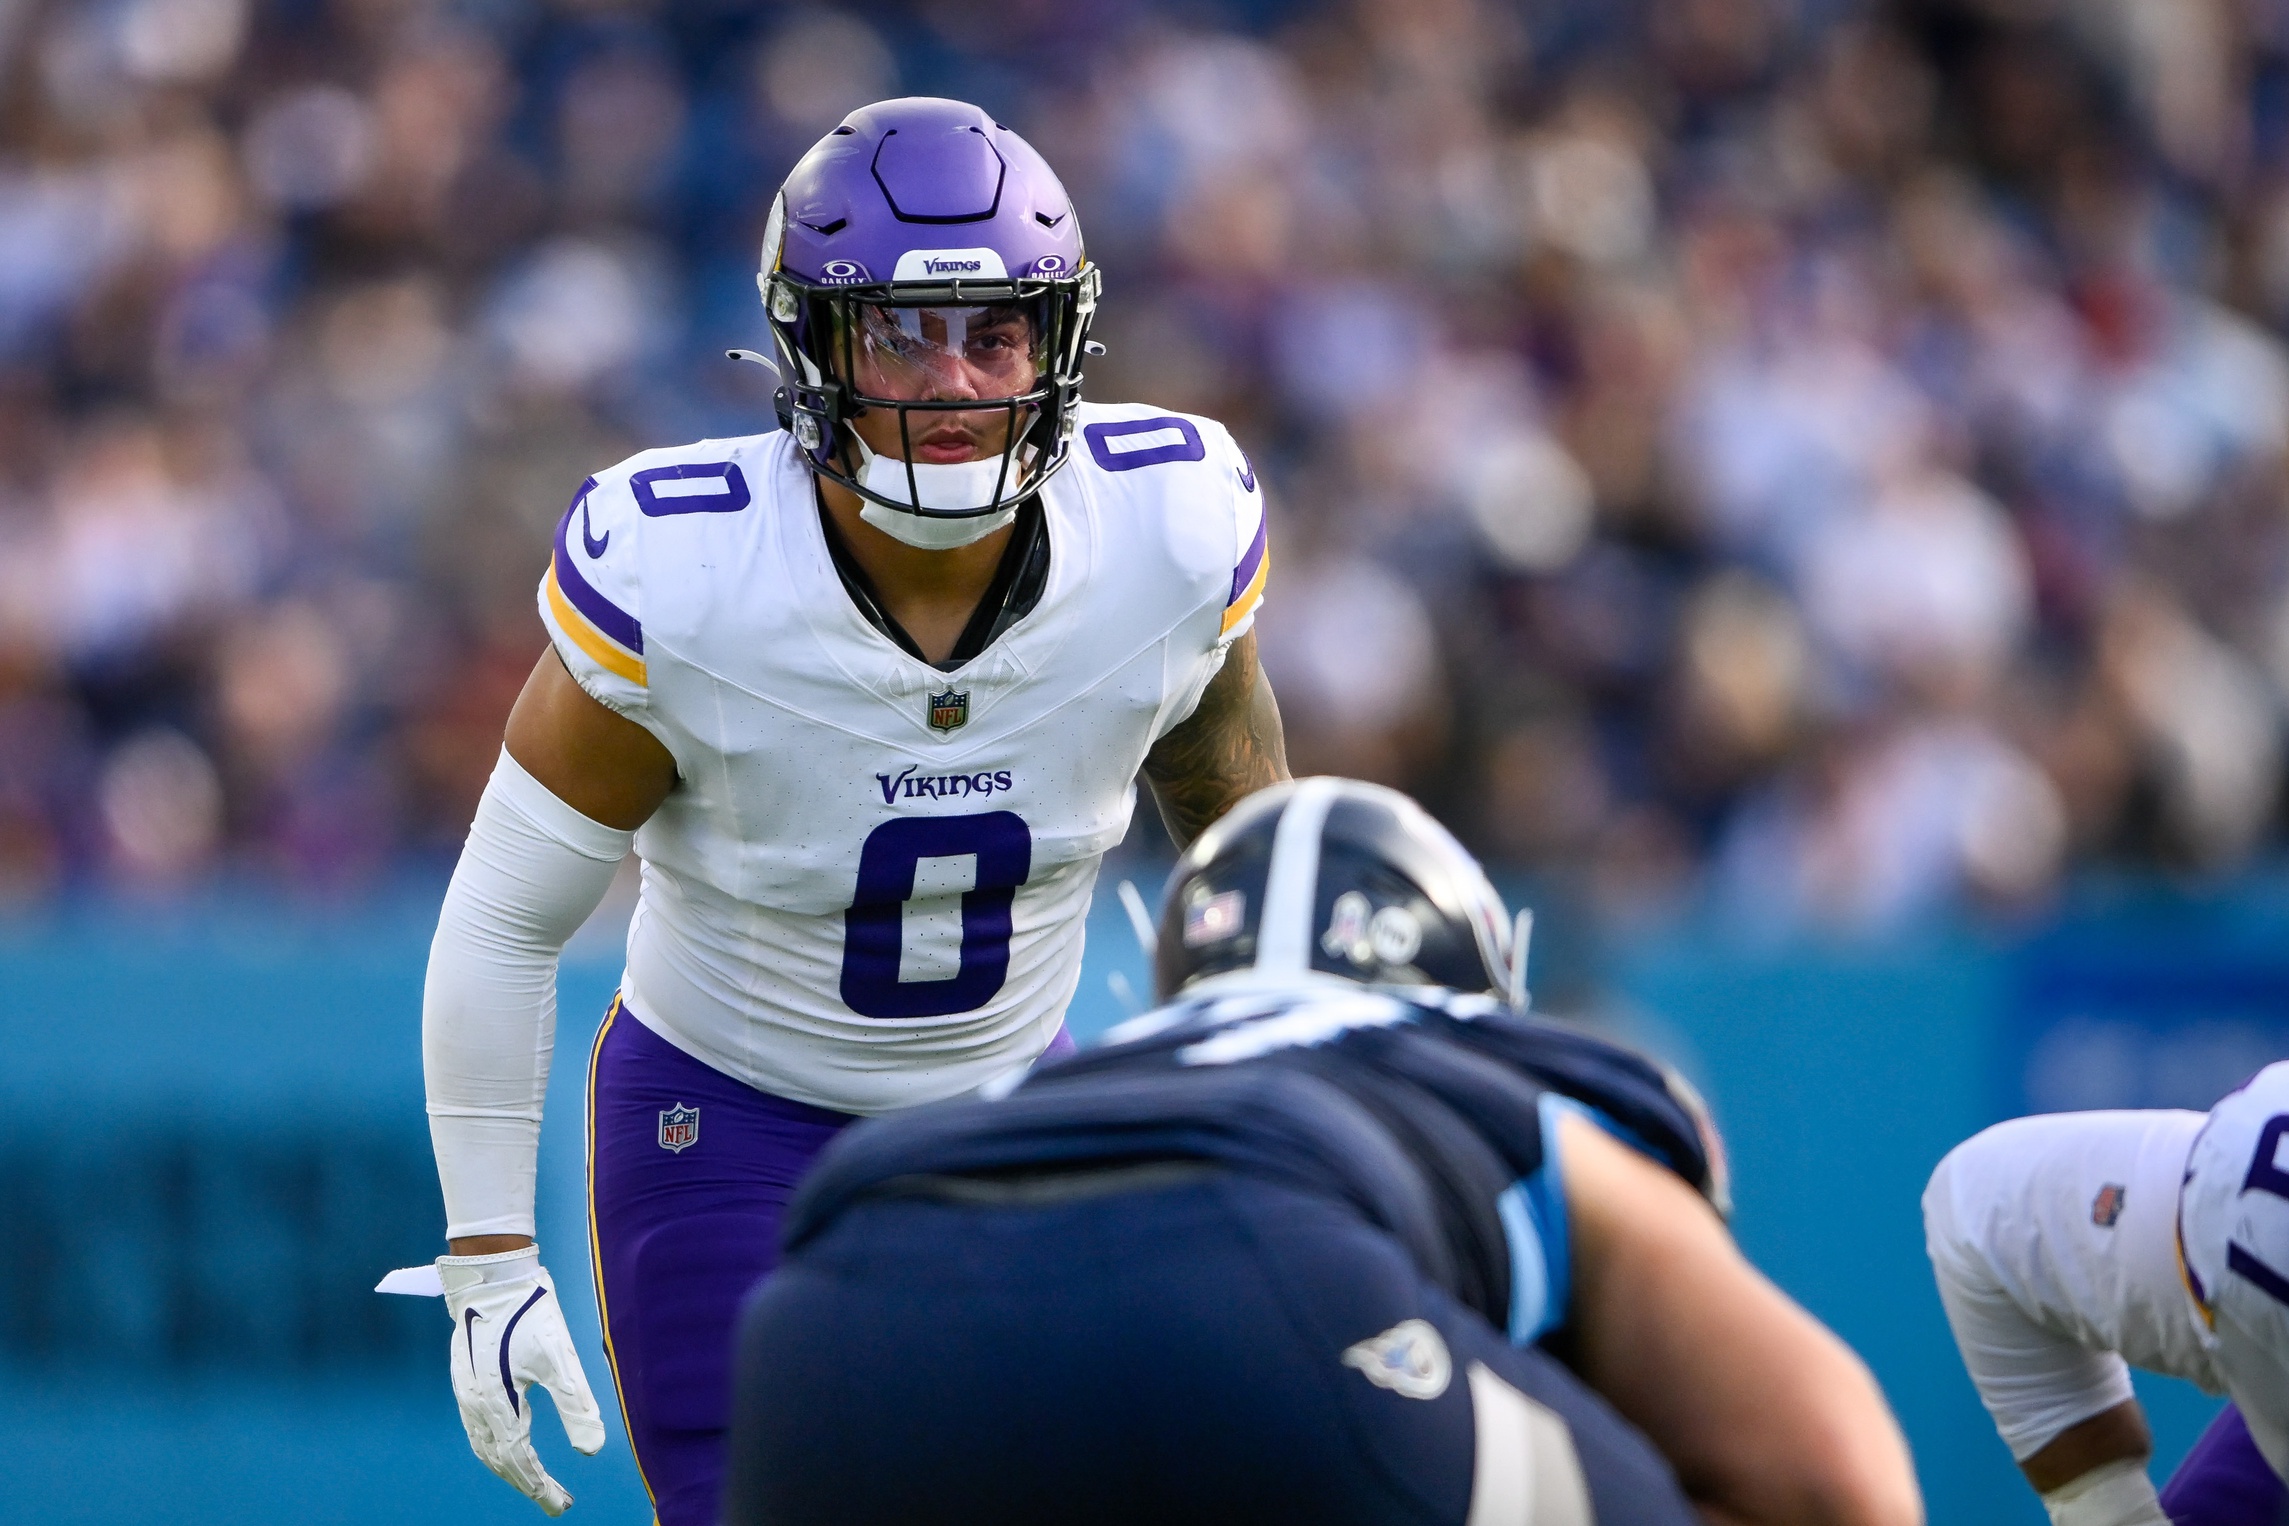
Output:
[851, 433, 1023, 549]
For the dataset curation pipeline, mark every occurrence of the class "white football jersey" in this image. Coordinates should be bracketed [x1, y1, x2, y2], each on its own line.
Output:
[536, 402, 1268, 1113]
[1925, 1107, 2217, 1463]
[1923, 1070, 2289, 1475]
[2180, 1063, 2289, 1478]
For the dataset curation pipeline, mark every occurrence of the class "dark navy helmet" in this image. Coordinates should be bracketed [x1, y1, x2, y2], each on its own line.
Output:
[757, 98, 1100, 525]
[1153, 778, 1526, 1003]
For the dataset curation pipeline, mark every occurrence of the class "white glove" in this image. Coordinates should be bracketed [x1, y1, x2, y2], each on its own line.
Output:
[434, 1247, 607, 1515]
[2042, 1458, 2169, 1526]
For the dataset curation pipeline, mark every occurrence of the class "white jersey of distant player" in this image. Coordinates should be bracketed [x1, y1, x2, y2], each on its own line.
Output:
[1925, 1061, 2289, 1477]
[536, 401, 1267, 1114]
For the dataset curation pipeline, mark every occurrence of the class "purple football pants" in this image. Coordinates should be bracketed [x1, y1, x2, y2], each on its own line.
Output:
[586, 996, 1076, 1526]
[2162, 1404, 2289, 1525]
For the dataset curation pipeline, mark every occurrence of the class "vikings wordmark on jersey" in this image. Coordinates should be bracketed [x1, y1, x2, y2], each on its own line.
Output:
[537, 402, 1267, 1115]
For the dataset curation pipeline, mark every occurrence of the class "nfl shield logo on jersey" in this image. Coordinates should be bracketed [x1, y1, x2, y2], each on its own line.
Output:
[927, 689, 970, 733]
[658, 1103, 700, 1153]
[1340, 1318, 1452, 1401]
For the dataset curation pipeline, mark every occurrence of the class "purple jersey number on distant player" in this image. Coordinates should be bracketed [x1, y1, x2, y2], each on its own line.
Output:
[840, 812, 1032, 1019]
[2228, 1115, 2289, 1306]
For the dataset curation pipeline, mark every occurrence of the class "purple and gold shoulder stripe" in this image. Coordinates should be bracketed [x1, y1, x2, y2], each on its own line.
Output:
[544, 480, 645, 686]
[1223, 508, 1268, 637]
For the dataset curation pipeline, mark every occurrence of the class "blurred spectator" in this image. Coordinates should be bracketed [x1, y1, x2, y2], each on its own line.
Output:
[1713, 716, 2068, 933]
[4, 0, 2289, 937]
[1256, 532, 1451, 787]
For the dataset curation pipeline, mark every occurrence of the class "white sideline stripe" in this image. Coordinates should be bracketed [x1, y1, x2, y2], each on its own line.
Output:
[1466, 1362, 1594, 1526]
[1254, 779, 1339, 977]
[1103, 427, 1190, 455]
[650, 474, 736, 497]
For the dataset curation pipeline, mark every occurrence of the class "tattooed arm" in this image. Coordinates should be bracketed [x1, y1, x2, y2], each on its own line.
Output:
[1142, 630, 1290, 850]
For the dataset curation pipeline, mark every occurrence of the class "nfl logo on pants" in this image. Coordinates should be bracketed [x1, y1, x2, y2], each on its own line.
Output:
[657, 1103, 700, 1153]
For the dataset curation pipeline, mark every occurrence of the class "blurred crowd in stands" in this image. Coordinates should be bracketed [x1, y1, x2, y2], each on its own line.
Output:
[5, 0, 2289, 934]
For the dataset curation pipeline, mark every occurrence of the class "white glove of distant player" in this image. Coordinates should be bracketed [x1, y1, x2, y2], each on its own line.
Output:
[437, 1247, 607, 1515]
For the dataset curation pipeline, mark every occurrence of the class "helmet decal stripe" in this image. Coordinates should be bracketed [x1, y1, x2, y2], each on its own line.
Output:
[761, 192, 786, 274]
[1255, 778, 1341, 977]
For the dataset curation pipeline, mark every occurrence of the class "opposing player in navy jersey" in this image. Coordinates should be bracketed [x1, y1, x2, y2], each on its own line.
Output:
[721, 779, 1924, 1526]
[401, 98, 1287, 1521]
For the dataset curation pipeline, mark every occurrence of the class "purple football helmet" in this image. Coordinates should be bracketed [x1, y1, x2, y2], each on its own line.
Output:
[758, 98, 1100, 523]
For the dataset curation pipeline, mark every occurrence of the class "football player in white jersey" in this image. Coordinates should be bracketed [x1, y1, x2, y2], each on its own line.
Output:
[410, 98, 1288, 1522]
[1924, 1065, 2289, 1526]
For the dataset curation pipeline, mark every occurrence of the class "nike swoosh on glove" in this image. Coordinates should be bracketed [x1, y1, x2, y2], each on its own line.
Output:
[437, 1247, 607, 1515]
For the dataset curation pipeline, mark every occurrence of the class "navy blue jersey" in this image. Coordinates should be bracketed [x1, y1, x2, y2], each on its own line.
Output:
[785, 983, 1725, 1346]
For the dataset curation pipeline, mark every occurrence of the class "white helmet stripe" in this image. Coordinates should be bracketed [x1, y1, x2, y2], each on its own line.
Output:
[1254, 777, 1341, 977]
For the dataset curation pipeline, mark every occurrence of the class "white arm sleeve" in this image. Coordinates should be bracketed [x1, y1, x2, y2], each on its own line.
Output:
[1923, 1110, 2213, 1461]
[423, 749, 633, 1240]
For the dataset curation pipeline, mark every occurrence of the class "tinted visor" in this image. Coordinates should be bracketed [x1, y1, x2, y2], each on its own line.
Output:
[850, 301, 1045, 402]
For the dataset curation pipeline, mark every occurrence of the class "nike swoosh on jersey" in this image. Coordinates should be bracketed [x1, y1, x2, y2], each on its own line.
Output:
[548, 481, 646, 685]
[579, 481, 608, 558]
[1237, 453, 1257, 493]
